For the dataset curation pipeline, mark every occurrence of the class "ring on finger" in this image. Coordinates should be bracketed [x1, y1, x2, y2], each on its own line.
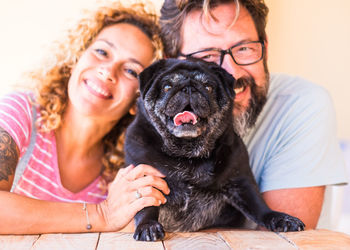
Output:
[135, 189, 142, 199]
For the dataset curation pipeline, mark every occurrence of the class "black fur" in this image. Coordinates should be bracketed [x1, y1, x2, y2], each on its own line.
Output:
[124, 58, 305, 241]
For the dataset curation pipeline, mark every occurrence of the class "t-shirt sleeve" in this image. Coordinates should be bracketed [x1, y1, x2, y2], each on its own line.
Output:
[0, 92, 33, 156]
[259, 85, 348, 192]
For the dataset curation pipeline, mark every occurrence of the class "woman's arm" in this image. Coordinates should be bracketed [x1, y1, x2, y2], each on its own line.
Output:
[0, 127, 19, 190]
[0, 191, 99, 234]
[0, 127, 169, 234]
[0, 164, 169, 234]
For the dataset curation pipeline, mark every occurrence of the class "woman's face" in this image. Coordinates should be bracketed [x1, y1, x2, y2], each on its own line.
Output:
[67, 23, 154, 123]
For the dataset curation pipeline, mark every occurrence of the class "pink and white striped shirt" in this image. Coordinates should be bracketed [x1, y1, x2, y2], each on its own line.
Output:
[0, 92, 107, 203]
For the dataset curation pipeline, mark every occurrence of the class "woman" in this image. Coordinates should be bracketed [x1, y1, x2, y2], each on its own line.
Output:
[0, 0, 169, 234]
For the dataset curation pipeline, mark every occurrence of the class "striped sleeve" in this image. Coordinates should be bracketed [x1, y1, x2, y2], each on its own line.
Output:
[0, 92, 33, 155]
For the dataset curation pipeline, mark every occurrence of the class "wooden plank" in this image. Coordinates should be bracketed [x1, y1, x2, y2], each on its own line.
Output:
[97, 232, 164, 250]
[218, 230, 295, 249]
[163, 232, 230, 250]
[0, 234, 40, 250]
[32, 233, 100, 250]
[280, 229, 350, 250]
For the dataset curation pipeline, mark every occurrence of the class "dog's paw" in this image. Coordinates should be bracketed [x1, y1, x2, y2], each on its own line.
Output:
[133, 220, 165, 241]
[262, 211, 305, 232]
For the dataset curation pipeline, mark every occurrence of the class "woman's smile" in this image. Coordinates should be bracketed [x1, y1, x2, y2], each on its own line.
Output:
[84, 79, 113, 99]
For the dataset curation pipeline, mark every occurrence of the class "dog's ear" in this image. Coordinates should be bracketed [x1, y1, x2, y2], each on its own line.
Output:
[138, 59, 168, 99]
[208, 64, 236, 99]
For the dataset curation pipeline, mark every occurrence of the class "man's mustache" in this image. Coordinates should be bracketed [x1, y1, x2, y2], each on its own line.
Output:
[234, 76, 255, 89]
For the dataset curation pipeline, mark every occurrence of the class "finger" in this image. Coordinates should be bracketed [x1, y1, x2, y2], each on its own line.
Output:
[125, 164, 165, 181]
[117, 164, 135, 178]
[112, 165, 135, 185]
[137, 186, 167, 204]
[129, 175, 170, 195]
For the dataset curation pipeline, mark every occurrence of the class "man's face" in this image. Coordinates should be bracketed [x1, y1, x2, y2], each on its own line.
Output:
[180, 2, 269, 136]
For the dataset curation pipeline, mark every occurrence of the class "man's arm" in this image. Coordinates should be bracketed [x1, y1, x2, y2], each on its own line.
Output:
[262, 186, 325, 229]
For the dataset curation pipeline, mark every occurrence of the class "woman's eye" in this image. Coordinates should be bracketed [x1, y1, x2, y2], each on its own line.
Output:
[126, 68, 138, 78]
[95, 49, 108, 57]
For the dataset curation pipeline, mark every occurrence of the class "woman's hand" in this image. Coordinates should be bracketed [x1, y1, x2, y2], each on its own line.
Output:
[96, 164, 170, 231]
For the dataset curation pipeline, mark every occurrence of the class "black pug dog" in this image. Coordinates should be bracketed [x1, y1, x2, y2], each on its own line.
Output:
[124, 58, 304, 241]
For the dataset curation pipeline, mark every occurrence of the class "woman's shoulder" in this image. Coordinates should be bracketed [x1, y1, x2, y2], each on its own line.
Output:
[0, 91, 37, 152]
[0, 90, 35, 107]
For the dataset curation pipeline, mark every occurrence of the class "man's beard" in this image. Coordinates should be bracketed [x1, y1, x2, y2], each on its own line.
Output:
[233, 71, 269, 138]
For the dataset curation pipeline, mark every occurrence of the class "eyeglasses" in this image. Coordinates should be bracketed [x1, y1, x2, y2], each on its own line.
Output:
[178, 41, 265, 66]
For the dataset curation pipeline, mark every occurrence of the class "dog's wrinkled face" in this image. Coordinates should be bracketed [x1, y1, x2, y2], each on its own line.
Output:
[139, 58, 235, 157]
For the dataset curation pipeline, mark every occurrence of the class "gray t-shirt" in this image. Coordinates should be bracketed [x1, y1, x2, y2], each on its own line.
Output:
[243, 73, 348, 193]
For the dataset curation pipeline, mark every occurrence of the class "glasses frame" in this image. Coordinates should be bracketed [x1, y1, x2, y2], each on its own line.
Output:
[179, 40, 265, 66]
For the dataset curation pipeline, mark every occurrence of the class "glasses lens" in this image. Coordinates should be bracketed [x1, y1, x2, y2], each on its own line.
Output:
[189, 50, 221, 64]
[231, 42, 263, 65]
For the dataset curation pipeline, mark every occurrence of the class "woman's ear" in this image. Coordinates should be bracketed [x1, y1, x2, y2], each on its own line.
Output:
[129, 103, 137, 115]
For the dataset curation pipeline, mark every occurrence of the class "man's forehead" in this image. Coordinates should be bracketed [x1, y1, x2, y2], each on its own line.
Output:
[181, 3, 258, 53]
[184, 2, 240, 33]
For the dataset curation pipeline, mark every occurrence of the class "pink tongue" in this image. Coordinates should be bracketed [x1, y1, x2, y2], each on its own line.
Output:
[174, 111, 198, 126]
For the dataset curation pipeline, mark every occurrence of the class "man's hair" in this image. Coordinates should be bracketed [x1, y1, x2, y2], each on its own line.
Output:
[160, 0, 269, 57]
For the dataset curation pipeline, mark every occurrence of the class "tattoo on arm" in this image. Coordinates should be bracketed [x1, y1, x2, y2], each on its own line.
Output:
[0, 127, 19, 182]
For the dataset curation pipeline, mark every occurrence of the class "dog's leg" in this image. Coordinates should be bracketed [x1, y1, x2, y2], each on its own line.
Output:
[224, 177, 305, 232]
[133, 206, 165, 241]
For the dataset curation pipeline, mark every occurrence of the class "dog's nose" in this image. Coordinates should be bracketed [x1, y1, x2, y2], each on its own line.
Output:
[182, 86, 194, 94]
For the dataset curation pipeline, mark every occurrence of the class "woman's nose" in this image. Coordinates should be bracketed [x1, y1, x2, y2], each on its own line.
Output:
[97, 67, 116, 84]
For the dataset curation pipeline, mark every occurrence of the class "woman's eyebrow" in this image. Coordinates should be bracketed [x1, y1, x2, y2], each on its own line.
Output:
[95, 39, 115, 48]
[129, 59, 145, 68]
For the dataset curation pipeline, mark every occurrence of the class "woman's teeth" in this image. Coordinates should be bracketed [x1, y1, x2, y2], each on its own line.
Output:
[85, 80, 110, 98]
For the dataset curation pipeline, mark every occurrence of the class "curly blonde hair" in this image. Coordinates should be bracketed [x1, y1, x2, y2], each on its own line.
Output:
[27, 0, 163, 186]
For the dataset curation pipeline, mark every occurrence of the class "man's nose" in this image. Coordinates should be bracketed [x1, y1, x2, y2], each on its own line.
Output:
[220, 55, 245, 79]
[97, 66, 117, 84]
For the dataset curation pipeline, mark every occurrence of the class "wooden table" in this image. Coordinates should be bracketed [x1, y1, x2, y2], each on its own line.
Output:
[1, 229, 350, 249]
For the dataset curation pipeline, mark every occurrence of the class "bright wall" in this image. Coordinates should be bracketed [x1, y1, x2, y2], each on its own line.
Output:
[0, 0, 349, 138]
[265, 0, 350, 139]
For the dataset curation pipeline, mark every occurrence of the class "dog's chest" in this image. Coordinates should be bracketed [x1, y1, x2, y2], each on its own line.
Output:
[159, 166, 225, 232]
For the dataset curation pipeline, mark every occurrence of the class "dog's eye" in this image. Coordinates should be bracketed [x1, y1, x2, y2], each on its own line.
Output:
[206, 86, 213, 93]
[164, 85, 172, 92]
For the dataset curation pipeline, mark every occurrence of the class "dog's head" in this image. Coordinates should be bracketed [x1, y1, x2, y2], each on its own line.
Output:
[138, 58, 235, 158]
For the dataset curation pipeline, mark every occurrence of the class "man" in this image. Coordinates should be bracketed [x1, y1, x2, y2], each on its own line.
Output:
[159, 0, 348, 229]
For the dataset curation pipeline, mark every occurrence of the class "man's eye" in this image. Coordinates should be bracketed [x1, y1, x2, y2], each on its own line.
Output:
[201, 54, 213, 59]
[238, 46, 249, 51]
[237, 46, 255, 53]
[197, 53, 220, 62]
[95, 49, 108, 57]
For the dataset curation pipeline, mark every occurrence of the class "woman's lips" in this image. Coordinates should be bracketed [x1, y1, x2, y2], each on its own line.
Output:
[84, 79, 112, 99]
